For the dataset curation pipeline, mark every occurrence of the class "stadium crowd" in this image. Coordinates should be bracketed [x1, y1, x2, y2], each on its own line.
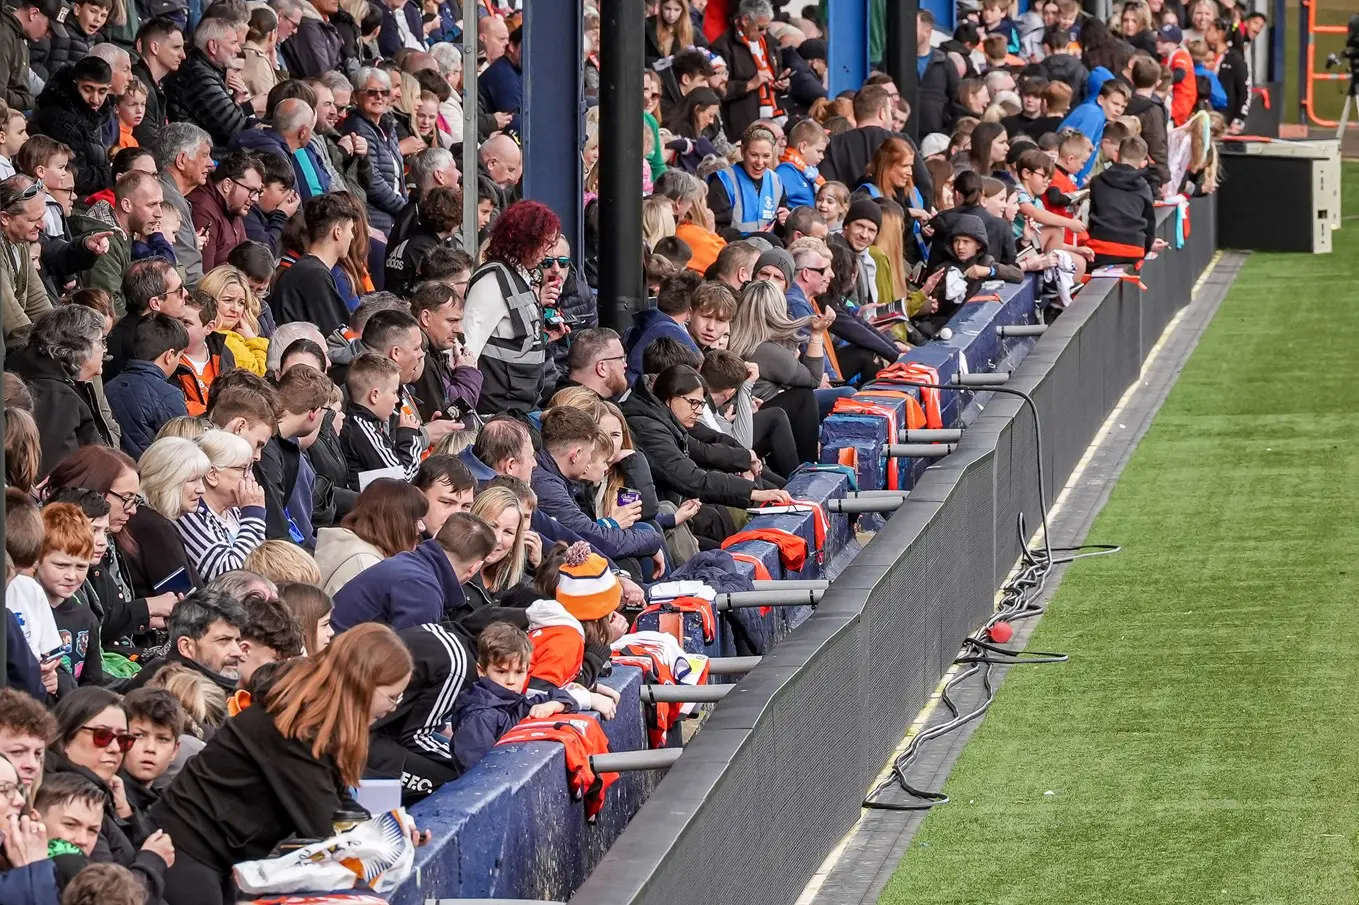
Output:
[0, 0, 1239, 901]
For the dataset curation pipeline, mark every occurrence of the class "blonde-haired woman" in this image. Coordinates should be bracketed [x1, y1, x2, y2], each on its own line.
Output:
[199, 266, 268, 376]
[727, 279, 835, 463]
[468, 486, 531, 603]
[123, 436, 212, 594]
[642, 195, 677, 252]
[646, 0, 705, 65]
[176, 430, 267, 581]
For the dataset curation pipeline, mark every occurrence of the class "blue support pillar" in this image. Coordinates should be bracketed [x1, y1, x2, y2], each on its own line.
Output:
[827, 0, 871, 96]
[522, 2, 585, 263]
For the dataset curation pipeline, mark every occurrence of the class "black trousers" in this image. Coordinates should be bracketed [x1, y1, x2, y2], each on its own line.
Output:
[162, 850, 236, 905]
[762, 386, 819, 465]
[751, 406, 799, 480]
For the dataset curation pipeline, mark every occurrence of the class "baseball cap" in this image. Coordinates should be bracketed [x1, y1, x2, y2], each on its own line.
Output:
[1157, 23, 1183, 43]
[920, 132, 951, 159]
[19, 0, 70, 21]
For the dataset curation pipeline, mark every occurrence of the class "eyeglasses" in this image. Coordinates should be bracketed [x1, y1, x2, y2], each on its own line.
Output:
[107, 489, 145, 512]
[232, 179, 264, 200]
[677, 395, 705, 411]
[539, 255, 571, 270]
[0, 781, 28, 801]
[77, 726, 139, 753]
[376, 687, 404, 709]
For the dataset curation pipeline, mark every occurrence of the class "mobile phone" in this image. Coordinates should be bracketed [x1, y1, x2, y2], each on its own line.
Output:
[40, 646, 65, 664]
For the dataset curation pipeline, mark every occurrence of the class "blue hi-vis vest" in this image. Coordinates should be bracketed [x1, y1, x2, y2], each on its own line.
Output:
[713, 166, 782, 233]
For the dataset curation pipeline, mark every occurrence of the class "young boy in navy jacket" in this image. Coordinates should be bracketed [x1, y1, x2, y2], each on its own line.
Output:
[105, 312, 190, 458]
[1085, 136, 1164, 267]
[449, 621, 579, 774]
[341, 352, 427, 490]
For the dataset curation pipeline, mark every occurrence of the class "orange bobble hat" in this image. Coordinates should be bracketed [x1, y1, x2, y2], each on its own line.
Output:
[556, 542, 621, 622]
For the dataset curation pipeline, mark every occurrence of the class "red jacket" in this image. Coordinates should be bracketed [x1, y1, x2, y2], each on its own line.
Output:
[187, 182, 248, 273]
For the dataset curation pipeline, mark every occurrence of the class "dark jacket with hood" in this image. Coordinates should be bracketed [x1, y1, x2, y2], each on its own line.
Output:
[331, 537, 467, 632]
[0, 8, 34, 110]
[40, 19, 100, 77]
[163, 48, 255, 155]
[280, 3, 346, 78]
[620, 378, 757, 508]
[1088, 161, 1157, 255]
[624, 308, 701, 386]
[30, 68, 117, 197]
[7, 344, 114, 479]
[339, 110, 407, 233]
[449, 676, 578, 774]
[915, 47, 960, 136]
[384, 221, 450, 298]
[270, 253, 351, 334]
[924, 212, 1022, 326]
[929, 202, 1017, 267]
[105, 359, 189, 458]
[530, 449, 663, 561]
[256, 434, 305, 543]
[1041, 53, 1090, 103]
[1125, 93, 1170, 193]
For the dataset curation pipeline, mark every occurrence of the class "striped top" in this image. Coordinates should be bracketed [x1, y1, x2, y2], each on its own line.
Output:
[176, 498, 268, 582]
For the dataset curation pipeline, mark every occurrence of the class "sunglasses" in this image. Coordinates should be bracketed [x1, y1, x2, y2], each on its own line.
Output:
[78, 726, 138, 753]
[361, 88, 391, 97]
[539, 256, 571, 270]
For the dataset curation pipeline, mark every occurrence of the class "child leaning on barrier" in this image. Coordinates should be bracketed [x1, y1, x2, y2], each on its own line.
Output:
[447, 621, 580, 774]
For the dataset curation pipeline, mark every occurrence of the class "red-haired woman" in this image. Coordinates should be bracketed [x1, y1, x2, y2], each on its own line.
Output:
[861, 137, 931, 264]
[151, 621, 419, 905]
[460, 200, 564, 414]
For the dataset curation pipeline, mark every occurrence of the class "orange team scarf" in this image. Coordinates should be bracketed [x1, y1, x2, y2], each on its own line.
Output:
[832, 397, 901, 489]
[756, 498, 828, 563]
[812, 300, 843, 379]
[726, 552, 773, 613]
[745, 33, 783, 116]
[874, 362, 944, 429]
[497, 716, 617, 822]
[779, 148, 826, 187]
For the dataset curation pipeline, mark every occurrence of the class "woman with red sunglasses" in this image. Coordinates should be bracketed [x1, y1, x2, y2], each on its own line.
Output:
[46, 689, 174, 886]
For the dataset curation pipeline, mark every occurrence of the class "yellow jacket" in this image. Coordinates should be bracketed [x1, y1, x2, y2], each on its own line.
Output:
[217, 329, 269, 376]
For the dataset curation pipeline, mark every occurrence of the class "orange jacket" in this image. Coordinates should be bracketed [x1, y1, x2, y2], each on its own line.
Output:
[498, 716, 616, 821]
[1164, 47, 1197, 126]
[676, 222, 727, 275]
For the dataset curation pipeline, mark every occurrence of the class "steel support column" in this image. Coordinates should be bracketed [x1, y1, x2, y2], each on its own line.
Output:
[597, 0, 644, 332]
[827, 0, 871, 97]
[885, 0, 920, 140]
[522, 1, 585, 262]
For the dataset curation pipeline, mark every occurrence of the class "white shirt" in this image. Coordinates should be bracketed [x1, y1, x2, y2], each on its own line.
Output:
[6, 574, 62, 658]
[392, 5, 426, 51]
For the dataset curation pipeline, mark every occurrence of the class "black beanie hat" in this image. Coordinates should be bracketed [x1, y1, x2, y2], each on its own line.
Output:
[844, 198, 883, 230]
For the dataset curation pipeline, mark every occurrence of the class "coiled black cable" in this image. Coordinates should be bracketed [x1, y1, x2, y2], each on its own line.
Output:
[861, 379, 1120, 811]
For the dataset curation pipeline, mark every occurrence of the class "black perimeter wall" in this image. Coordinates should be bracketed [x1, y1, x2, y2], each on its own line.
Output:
[574, 197, 1219, 905]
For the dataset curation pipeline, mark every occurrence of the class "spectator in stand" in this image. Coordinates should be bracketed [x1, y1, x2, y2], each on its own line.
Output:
[132, 18, 187, 148]
[728, 279, 832, 463]
[230, 97, 328, 204]
[919, 213, 1023, 334]
[341, 353, 425, 487]
[44, 447, 179, 651]
[129, 589, 247, 693]
[821, 85, 932, 204]
[709, 0, 786, 138]
[242, 153, 297, 255]
[9, 305, 114, 478]
[1, 0, 58, 110]
[409, 280, 481, 425]
[280, 0, 345, 78]
[626, 271, 702, 385]
[1086, 135, 1165, 266]
[557, 327, 628, 400]
[0, 747, 56, 901]
[235, 594, 303, 684]
[1206, 16, 1248, 133]
[0, 176, 57, 339]
[330, 512, 493, 632]
[74, 171, 164, 319]
[269, 193, 358, 333]
[463, 484, 537, 612]
[916, 11, 961, 136]
[314, 477, 427, 596]
[153, 123, 213, 283]
[622, 363, 791, 527]
[105, 313, 190, 458]
[123, 436, 209, 595]
[708, 124, 789, 239]
[172, 290, 235, 417]
[449, 621, 578, 774]
[1119, 0, 1159, 55]
[1125, 55, 1171, 193]
[242, 539, 322, 585]
[30, 57, 115, 200]
[176, 430, 267, 582]
[384, 186, 459, 298]
[163, 17, 256, 155]
[188, 152, 263, 273]
[775, 119, 829, 210]
[533, 406, 665, 576]
[106, 258, 186, 378]
[341, 66, 407, 234]
[200, 266, 269, 375]
[479, 24, 523, 134]
[412, 454, 476, 537]
[1060, 75, 1131, 184]
[46, 687, 175, 877]
[119, 687, 185, 813]
[151, 623, 418, 905]
[33, 503, 103, 689]
[461, 201, 560, 415]
[1156, 24, 1197, 126]
[277, 581, 334, 655]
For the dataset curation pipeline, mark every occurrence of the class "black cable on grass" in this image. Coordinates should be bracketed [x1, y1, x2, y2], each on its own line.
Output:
[861, 381, 1120, 812]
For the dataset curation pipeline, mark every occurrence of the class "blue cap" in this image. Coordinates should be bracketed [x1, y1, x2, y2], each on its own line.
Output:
[1158, 23, 1183, 43]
